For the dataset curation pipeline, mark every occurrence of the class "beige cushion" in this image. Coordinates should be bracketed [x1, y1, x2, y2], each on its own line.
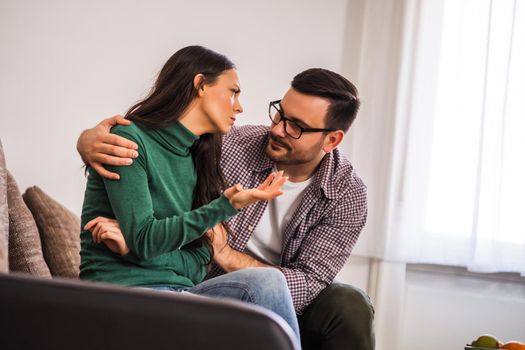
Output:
[23, 186, 80, 278]
[6, 171, 51, 277]
[0, 140, 9, 272]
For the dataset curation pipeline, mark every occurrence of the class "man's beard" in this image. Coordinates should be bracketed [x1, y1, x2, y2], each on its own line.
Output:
[266, 134, 318, 165]
[266, 135, 292, 163]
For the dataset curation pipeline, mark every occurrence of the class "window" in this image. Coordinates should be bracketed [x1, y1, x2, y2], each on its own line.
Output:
[386, 0, 524, 275]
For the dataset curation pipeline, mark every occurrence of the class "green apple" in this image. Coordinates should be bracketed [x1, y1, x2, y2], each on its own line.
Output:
[471, 334, 499, 348]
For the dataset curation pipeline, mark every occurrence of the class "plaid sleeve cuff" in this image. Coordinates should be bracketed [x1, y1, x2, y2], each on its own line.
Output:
[280, 266, 310, 314]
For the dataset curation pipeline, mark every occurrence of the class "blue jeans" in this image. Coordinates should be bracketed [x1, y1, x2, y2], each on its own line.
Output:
[148, 267, 300, 341]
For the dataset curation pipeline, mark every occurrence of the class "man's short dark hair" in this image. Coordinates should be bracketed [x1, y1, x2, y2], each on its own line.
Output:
[291, 68, 360, 133]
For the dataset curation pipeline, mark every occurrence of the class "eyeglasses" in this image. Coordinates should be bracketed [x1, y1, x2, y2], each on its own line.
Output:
[268, 100, 336, 139]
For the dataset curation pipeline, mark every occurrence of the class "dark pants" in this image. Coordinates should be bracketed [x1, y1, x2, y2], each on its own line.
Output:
[298, 283, 375, 350]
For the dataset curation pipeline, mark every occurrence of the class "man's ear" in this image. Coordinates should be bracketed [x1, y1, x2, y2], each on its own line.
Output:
[194, 74, 206, 97]
[322, 130, 344, 153]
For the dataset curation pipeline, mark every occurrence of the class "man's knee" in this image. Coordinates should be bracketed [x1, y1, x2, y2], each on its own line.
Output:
[325, 283, 375, 321]
[299, 283, 375, 350]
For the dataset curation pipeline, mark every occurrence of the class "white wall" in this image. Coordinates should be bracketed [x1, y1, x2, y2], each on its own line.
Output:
[0, 0, 348, 215]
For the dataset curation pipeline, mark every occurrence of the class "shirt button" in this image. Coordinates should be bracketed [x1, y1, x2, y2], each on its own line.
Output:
[248, 225, 254, 231]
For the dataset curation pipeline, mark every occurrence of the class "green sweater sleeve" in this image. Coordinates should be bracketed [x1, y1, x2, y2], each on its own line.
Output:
[180, 245, 211, 283]
[102, 135, 238, 262]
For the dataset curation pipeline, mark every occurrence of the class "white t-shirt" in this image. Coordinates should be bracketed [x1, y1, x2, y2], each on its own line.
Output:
[245, 174, 312, 265]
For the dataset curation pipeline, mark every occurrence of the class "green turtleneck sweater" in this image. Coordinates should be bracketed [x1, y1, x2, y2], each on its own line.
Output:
[79, 121, 238, 288]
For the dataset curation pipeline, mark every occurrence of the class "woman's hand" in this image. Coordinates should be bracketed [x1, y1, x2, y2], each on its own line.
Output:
[77, 115, 139, 180]
[84, 217, 130, 256]
[223, 170, 288, 209]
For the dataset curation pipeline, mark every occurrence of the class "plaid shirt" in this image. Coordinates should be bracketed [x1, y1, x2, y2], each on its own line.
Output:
[207, 125, 368, 314]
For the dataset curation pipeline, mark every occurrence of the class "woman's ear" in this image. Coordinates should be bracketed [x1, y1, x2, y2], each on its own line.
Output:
[194, 74, 206, 97]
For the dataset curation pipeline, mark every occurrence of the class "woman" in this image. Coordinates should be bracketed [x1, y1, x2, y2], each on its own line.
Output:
[79, 46, 300, 338]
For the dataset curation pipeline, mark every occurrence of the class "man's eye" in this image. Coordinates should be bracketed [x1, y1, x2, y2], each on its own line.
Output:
[290, 122, 302, 131]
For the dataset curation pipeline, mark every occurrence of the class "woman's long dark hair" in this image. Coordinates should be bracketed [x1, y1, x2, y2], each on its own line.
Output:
[124, 46, 235, 262]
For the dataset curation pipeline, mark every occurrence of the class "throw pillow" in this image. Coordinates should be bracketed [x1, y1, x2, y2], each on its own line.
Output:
[6, 171, 51, 277]
[23, 186, 80, 278]
[0, 140, 9, 272]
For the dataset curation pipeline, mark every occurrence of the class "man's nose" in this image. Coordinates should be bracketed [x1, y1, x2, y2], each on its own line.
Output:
[271, 119, 287, 138]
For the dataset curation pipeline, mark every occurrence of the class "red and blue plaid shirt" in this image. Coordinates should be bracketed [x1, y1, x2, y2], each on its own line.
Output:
[207, 125, 367, 314]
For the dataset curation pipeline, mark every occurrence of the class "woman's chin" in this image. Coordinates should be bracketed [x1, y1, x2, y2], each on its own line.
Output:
[220, 124, 233, 134]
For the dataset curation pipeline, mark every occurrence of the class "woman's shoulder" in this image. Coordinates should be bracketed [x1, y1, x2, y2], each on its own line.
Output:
[111, 122, 141, 137]
[110, 122, 145, 145]
[110, 123, 149, 162]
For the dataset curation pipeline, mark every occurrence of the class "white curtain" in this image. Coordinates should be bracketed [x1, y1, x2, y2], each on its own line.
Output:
[383, 0, 525, 275]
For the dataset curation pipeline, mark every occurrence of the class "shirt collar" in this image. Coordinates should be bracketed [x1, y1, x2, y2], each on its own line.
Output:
[312, 151, 337, 200]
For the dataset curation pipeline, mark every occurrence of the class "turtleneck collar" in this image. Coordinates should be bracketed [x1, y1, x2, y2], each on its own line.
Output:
[149, 121, 199, 156]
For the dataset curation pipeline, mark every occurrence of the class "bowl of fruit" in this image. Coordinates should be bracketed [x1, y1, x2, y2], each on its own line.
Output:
[466, 335, 525, 350]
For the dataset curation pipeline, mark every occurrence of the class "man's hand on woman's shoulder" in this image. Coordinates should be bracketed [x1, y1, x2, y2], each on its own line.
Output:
[77, 115, 139, 180]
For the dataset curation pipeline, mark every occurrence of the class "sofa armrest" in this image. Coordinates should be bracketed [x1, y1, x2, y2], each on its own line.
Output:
[0, 273, 300, 350]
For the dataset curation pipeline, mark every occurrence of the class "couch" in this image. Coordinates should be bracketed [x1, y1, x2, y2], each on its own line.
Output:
[0, 139, 300, 350]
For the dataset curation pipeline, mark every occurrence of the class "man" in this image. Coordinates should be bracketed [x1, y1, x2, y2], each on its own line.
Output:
[77, 68, 374, 350]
